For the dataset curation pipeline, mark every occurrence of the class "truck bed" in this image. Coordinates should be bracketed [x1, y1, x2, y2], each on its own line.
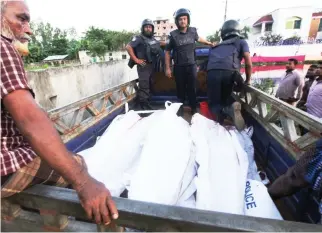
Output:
[2, 77, 322, 231]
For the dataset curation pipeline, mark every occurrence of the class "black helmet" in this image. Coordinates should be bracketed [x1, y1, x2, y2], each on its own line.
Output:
[141, 19, 154, 34]
[220, 19, 241, 40]
[174, 8, 191, 28]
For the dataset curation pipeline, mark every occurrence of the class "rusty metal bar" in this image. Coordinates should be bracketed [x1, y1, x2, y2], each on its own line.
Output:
[47, 80, 138, 143]
[7, 185, 322, 232]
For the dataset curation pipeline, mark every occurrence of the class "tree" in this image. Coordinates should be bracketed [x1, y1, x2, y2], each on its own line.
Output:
[259, 33, 283, 46]
[83, 27, 109, 60]
[253, 78, 275, 95]
[23, 22, 138, 64]
[67, 39, 81, 60]
[83, 27, 137, 59]
[207, 30, 221, 43]
[240, 26, 250, 39]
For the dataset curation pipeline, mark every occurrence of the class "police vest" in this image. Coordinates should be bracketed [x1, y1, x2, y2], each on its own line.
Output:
[170, 27, 197, 66]
[136, 35, 161, 63]
[207, 37, 242, 71]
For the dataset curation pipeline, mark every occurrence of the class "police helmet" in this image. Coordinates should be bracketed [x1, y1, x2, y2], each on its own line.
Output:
[141, 19, 154, 34]
[220, 19, 241, 40]
[174, 8, 191, 28]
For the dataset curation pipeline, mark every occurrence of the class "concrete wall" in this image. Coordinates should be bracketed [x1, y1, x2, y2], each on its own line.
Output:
[272, 6, 313, 39]
[78, 50, 128, 65]
[26, 60, 137, 111]
[242, 6, 319, 45]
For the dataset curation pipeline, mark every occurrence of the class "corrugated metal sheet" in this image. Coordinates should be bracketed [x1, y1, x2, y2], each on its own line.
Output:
[43, 55, 68, 61]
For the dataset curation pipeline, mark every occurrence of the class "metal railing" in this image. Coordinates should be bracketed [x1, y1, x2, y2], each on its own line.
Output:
[2, 185, 322, 232]
[233, 85, 322, 159]
[251, 36, 322, 47]
[47, 79, 138, 143]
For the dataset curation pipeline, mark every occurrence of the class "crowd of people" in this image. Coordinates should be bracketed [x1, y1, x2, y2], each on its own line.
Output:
[276, 59, 322, 121]
[1, 0, 321, 227]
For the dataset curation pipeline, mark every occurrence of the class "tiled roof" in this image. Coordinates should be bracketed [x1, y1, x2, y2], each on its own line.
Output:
[43, 55, 68, 61]
[253, 15, 274, 27]
[312, 12, 322, 17]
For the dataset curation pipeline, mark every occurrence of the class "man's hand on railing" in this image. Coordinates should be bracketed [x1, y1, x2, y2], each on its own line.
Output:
[73, 175, 119, 225]
[244, 80, 251, 86]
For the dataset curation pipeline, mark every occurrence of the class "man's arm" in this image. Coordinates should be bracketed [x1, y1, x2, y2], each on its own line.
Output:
[125, 36, 145, 66]
[3, 90, 119, 224]
[295, 74, 305, 100]
[197, 37, 214, 46]
[3, 90, 89, 187]
[241, 40, 252, 84]
[194, 28, 213, 46]
[244, 53, 252, 84]
[1, 39, 117, 224]
[297, 82, 309, 108]
[165, 35, 173, 78]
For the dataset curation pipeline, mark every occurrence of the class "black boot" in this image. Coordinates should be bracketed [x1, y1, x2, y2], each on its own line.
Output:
[191, 108, 198, 116]
[140, 102, 154, 110]
[144, 103, 154, 110]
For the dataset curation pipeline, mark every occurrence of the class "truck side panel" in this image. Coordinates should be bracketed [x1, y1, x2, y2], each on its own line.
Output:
[244, 111, 320, 223]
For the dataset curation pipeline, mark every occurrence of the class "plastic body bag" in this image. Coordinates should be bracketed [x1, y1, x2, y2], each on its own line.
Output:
[231, 127, 261, 182]
[176, 143, 198, 208]
[79, 111, 144, 196]
[191, 114, 246, 215]
[245, 179, 283, 220]
[128, 102, 194, 205]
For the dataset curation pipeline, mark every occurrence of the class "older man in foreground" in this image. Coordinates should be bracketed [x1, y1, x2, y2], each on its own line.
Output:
[1, 0, 118, 225]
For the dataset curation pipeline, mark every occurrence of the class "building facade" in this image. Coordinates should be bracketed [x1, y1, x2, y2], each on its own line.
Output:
[153, 17, 177, 41]
[241, 6, 322, 46]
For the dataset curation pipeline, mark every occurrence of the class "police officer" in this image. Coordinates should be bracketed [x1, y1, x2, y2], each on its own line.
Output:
[126, 19, 161, 110]
[207, 19, 253, 131]
[165, 8, 213, 116]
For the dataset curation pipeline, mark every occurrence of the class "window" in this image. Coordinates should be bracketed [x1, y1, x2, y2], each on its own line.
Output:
[163, 21, 166, 24]
[109, 53, 112, 56]
[265, 23, 272, 32]
[285, 17, 302, 29]
[171, 26, 173, 29]
[157, 21, 160, 24]
[163, 27, 166, 30]
[122, 54, 127, 60]
[318, 19, 322, 32]
[285, 21, 293, 29]
[294, 20, 301, 29]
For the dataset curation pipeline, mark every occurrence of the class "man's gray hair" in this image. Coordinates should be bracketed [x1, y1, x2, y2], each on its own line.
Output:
[1, 0, 28, 14]
[1, 1, 9, 14]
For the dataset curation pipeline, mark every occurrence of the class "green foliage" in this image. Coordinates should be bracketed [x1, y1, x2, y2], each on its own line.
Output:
[240, 26, 250, 39]
[24, 22, 138, 64]
[253, 78, 275, 94]
[206, 26, 250, 43]
[207, 30, 221, 43]
[83, 27, 137, 59]
[25, 63, 50, 71]
[259, 33, 283, 46]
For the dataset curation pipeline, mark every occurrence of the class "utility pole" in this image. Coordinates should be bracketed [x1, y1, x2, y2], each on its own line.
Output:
[224, 0, 228, 22]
